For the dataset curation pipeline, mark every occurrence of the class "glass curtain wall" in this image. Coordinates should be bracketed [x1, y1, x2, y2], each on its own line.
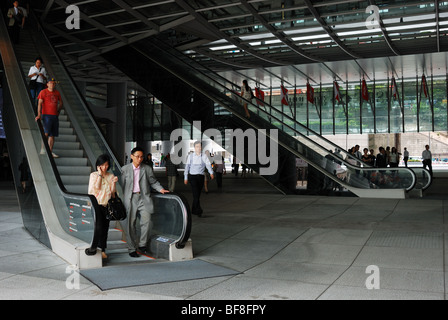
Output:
[125, 76, 447, 142]
[278, 76, 448, 136]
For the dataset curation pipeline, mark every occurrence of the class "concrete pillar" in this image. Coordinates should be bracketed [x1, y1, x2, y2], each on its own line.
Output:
[107, 82, 127, 165]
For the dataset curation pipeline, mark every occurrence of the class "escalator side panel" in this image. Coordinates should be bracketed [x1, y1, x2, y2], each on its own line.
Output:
[2, 82, 51, 247]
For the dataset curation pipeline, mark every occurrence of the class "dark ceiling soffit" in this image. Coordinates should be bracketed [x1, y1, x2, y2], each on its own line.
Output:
[435, 0, 440, 52]
[367, 0, 401, 56]
[194, 48, 262, 69]
[112, 0, 160, 31]
[303, 0, 362, 60]
[239, 0, 324, 63]
[46, 0, 193, 66]
[174, 0, 291, 67]
[54, 0, 128, 44]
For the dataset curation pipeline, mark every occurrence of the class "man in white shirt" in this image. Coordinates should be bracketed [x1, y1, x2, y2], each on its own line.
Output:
[28, 57, 47, 107]
[184, 141, 214, 217]
[422, 145, 433, 177]
[354, 145, 362, 159]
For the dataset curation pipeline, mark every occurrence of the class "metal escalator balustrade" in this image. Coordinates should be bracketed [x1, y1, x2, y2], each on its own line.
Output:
[112, 39, 418, 198]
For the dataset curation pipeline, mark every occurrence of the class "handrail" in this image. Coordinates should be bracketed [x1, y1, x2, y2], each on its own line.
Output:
[152, 192, 192, 249]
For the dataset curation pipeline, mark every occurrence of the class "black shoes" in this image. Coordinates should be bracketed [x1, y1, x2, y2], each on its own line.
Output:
[129, 251, 140, 258]
[129, 247, 149, 257]
[138, 247, 147, 255]
[85, 248, 97, 256]
[192, 209, 203, 218]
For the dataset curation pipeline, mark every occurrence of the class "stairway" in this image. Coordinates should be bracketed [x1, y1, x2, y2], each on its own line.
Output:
[12, 22, 92, 194]
[53, 110, 91, 194]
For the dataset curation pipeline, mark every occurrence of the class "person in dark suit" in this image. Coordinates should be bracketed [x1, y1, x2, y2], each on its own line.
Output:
[7, 1, 27, 44]
[121, 147, 169, 257]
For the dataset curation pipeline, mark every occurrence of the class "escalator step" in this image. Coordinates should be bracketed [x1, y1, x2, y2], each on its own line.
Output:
[54, 157, 88, 166]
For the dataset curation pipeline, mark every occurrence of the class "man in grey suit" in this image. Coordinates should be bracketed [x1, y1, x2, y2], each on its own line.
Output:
[121, 147, 169, 257]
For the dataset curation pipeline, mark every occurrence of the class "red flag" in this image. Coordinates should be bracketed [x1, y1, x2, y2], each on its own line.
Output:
[391, 77, 398, 100]
[255, 87, 265, 106]
[307, 82, 314, 104]
[362, 79, 369, 101]
[333, 81, 341, 102]
[280, 85, 289, 106]
[422, 75, 428, 98]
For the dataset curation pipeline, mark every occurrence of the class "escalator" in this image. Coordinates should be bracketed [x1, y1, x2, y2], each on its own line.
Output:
[137, 38, 432, 194]
[0, 13, 192, 269]
[198, 65, 433, 193]
[101, 38, 430, 199]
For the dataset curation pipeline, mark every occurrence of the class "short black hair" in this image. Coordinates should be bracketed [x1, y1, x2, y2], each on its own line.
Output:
[131, 146, 144, 155]
[95, 154, 110, 171]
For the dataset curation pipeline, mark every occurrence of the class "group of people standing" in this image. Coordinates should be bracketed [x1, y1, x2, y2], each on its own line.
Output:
[347, 144, 433, 176]
[346, 144, 404, 168]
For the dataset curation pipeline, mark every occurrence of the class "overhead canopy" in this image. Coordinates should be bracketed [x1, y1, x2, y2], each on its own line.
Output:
[29, 0, 448, 85]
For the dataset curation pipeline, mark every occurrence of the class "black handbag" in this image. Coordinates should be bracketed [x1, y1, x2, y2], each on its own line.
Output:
[29, 67, 42, 90]
[106, 194, 127, 221]
[29, 79, 37, 90]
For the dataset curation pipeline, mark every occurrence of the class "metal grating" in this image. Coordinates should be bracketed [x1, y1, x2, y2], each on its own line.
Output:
[366, 231, 443, 249]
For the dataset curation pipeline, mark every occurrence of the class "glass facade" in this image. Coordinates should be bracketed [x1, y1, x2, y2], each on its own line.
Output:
[244, 76, 448, 136]
[128, 75, 448, 144]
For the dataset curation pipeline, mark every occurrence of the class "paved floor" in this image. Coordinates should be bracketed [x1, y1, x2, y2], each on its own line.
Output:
[1, 171, 448, 300]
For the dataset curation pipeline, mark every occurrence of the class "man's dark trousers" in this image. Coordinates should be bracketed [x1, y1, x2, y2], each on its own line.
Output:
[189, 174, 204, 216]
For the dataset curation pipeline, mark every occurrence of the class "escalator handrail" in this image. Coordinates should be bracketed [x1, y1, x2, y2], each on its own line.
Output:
[152, 192, 192, 249]
[408, 167, 432, 191]
[130, 41, 418, 192]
